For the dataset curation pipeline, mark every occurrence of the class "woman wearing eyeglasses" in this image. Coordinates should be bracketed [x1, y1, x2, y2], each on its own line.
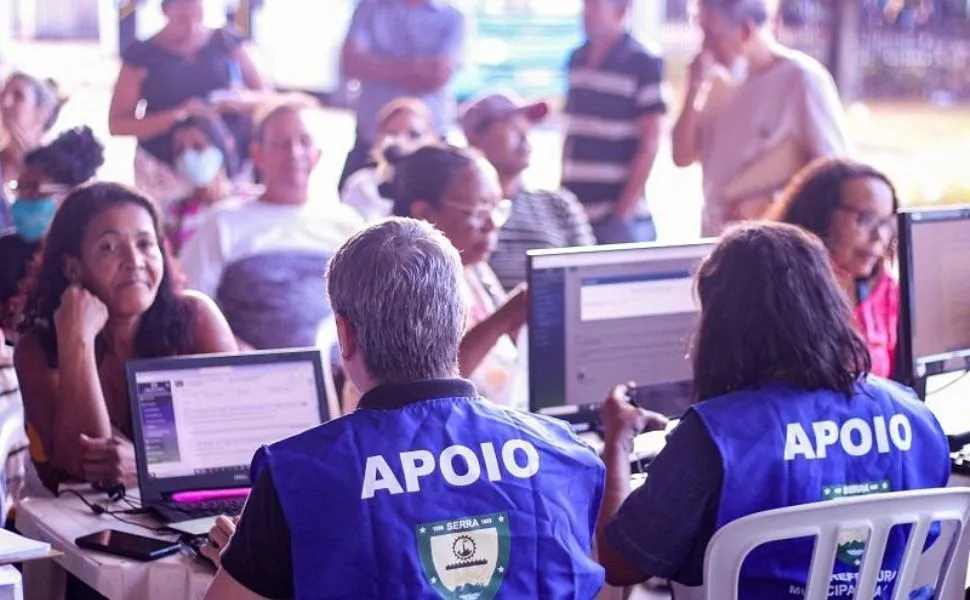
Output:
[384, 143, 525, 408]
[769, 158, 900, 379]
[0, 127, 104, 340]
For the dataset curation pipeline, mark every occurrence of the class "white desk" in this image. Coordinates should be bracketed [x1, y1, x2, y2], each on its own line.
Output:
[15, 489, 213, 600]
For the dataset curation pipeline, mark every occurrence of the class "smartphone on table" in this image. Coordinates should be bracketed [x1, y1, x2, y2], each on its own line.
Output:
[76, 529, 180, 561]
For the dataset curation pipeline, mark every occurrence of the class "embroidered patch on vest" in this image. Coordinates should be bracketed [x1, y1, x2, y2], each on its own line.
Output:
[822, 480, 892, 567]
[416, 512, 510, 600]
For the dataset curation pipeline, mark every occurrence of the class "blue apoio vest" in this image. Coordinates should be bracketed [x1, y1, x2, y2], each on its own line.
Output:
[692, 377, 949, 599]
[254, 396, 606, 599]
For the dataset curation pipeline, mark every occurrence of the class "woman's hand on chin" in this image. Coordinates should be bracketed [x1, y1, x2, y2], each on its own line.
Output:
[54, 285, 109, 345]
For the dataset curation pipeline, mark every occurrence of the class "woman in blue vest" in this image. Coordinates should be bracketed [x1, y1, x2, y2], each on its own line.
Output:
[595, 222, 949, 598]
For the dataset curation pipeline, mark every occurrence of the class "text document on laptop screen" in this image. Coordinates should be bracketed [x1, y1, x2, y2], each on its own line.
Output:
[133, 361, 321, 480]
[528, 242, 713, 412]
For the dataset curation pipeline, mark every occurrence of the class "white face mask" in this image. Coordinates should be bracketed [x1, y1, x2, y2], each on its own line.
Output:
[176, 147, 225, 188]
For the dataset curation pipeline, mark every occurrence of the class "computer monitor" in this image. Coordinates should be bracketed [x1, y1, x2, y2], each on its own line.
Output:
[898, 205, 970, 388]
[127, 349, 330, 502]
[527, 241, 715, 416]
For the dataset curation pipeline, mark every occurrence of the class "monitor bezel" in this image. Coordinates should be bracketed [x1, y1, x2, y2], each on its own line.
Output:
[126, 348, 329, 503]
[897, 204, 970, 395]
[525, 239, 716, 414]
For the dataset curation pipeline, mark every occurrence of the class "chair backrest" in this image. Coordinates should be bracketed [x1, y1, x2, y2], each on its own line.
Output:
[703, 488, 970, 600]
[315, 316, 343, 419]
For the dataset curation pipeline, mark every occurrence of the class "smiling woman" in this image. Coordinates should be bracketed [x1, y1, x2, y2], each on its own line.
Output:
[12, 182, 238, 494]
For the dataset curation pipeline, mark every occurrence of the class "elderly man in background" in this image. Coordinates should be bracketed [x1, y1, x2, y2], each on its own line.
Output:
[338, 0, 466, 191]
[179, 97, 363, 350]
[462, 93, 595, 291]
[562, 0, 667, 245]
[671, 0, 849, 237]
[204, 218, 607, 599]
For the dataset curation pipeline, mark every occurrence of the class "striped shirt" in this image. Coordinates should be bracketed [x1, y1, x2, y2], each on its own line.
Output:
[562, 33, 666, 213]
[489, 188, 596, 291]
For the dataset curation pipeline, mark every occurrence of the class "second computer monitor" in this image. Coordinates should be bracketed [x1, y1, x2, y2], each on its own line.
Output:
[898, 205, 970, 385]
[527, 241, 715, 413]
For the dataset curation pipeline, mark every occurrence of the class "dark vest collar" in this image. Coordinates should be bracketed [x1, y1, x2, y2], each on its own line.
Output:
[358, 378, 477, 410]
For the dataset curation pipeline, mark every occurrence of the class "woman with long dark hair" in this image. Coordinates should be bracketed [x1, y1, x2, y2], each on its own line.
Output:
[769, 157, 900, 379]
[14, 182, 237, 492]
[594, 222, 947, 597]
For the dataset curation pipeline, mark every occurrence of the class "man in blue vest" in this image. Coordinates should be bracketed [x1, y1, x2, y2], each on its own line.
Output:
[593, 222, 950, 598]
[204, 217, 607, 599]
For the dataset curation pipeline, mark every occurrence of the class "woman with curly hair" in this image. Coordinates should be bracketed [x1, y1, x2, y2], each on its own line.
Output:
[769, 158, 899, 379]
[0, 126, 104, 338]
[14, 182, 237, 492]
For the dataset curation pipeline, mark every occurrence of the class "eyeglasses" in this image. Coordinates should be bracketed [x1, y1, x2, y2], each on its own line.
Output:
[441, 198, 513, 229]
[836, 205, 896, 237]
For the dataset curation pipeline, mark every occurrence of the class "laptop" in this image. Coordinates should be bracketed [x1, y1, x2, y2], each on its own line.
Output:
[126, 349, 330, 523]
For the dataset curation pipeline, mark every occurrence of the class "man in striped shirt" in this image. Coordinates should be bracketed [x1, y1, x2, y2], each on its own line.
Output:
[563, 0, 666, 244]
[461, 93, 596, 291]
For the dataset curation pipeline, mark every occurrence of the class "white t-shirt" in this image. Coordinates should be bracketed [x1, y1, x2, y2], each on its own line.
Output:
[341, 167, 394, 224]
[179, 199, 365, 300]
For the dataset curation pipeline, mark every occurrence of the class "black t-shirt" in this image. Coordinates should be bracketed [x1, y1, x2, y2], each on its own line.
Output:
[220, 379, 481, 597]
[122, 28, 246, 165]
[0, 231, 40, 321]
[220, 467, 293, 599]
[604, 411, 724, 585]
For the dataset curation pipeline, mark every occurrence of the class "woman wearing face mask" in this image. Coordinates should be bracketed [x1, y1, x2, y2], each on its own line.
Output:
[385, 144, 526, 409]
[670, 0, 850, 236]
[108, 0, 270, 208]
[14, 182, 237, 493]
[769, 158, 900, 379]
[165, 114, 241, 255]
[0, 73, 67, 228]
[340, 97, 435, 223]
[0, 127, 104, 341]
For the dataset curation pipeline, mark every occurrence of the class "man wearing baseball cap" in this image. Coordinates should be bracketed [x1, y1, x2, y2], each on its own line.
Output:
[461, 93, 595, 292]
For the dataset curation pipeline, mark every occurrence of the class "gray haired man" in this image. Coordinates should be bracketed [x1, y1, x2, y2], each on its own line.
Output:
[206, 218, 608, 600]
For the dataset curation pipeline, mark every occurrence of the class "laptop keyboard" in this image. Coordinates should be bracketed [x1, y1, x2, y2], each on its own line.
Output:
[161, 497, 247, 519]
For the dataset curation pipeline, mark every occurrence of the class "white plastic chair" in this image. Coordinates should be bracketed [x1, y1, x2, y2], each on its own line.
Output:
[315, 316, 343, 420]
[702, 488, 970, 600]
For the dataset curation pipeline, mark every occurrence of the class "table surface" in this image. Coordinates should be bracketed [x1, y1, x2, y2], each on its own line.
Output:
[15, 488, 214, 600]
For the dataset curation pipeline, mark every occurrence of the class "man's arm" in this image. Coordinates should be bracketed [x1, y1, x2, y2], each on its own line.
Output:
[613, 113, 663, 220]
[613, 55, 666, 220]
[205, 467, 294, 600]
[798, 65, 850, 159]
[339, 3, 464, 93]
[205, 572, 272, 600]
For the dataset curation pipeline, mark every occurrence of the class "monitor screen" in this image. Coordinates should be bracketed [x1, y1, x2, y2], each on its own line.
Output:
[131, 357, 324, 481]
[527, 241, 714, 413]
[899, 206, 970, 381]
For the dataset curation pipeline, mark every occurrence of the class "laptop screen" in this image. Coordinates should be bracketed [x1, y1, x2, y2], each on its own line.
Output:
[127, 350, 328, 497]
